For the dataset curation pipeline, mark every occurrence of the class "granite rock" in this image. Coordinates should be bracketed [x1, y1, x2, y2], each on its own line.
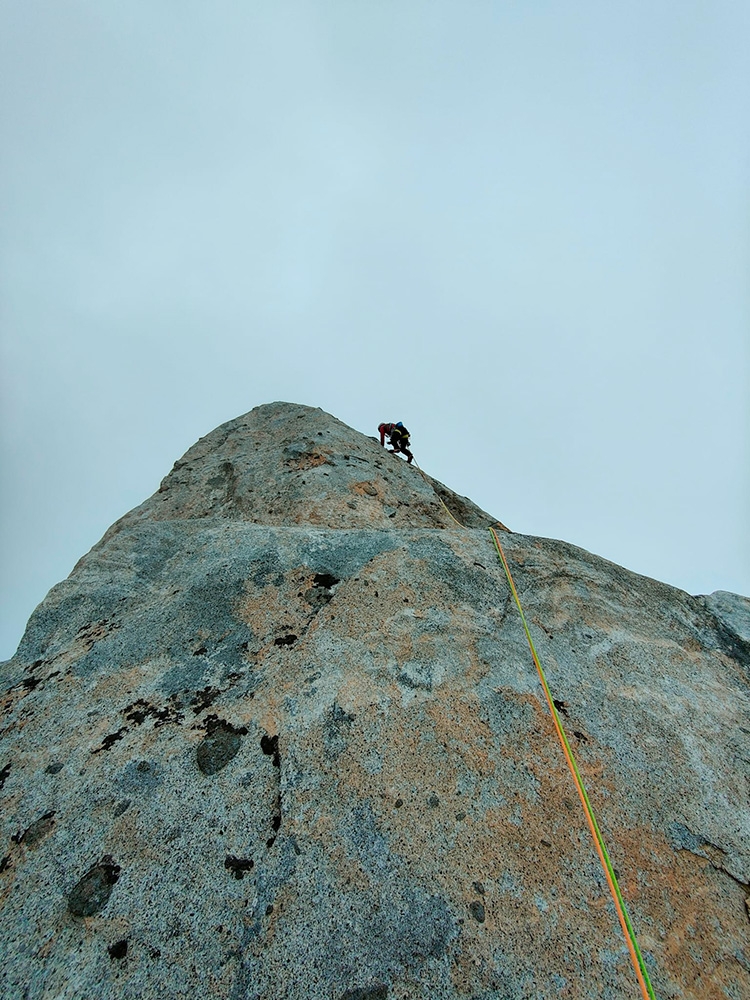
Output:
[1, 402, 748, 1000]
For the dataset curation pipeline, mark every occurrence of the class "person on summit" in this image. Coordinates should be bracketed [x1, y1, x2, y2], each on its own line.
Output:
[378, 422, 413, 464]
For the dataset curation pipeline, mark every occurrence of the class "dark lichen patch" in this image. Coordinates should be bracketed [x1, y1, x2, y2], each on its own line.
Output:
[273, 634, 298, 646]
[342, 986, 388, 1000]
[108, 939, 128, 960]
[197, 719, 247, 775]
[91, 727, 128, 754]
[76, 619, 120, 651]
[190, 686, 220, 714]
[324, 702, 355, 757]
[0, 763, 11, 790]
[124, 696, 183, 728]
[45, 762, 64, 775]
[224, 855, 254, 879]
[68, 856, 121, 917]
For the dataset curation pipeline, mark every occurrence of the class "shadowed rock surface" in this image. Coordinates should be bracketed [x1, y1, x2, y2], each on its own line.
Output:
[1, 401, 748, 1000]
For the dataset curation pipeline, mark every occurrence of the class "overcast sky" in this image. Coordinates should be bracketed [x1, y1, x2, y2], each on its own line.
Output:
[1, 0, 748, 660]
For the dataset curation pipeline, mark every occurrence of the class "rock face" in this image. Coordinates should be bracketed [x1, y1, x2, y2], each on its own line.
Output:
[1, 401, 749, 1000]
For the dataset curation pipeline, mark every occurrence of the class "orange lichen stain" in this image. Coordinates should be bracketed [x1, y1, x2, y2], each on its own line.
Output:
[285, 451, 332, 470]
[609, 825, 750, 1000]
[424, 695, 495, 778]
[349, 480, 382, 498]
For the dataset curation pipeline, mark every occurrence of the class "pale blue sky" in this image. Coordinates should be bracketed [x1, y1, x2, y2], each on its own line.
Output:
[1, 0, 748, 659]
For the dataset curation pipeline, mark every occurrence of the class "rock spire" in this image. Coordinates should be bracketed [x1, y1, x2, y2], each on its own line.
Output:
[1, 402, 749, 1000]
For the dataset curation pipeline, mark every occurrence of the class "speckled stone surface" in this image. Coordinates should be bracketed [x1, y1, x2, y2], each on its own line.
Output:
[1, 402, 749, 1000]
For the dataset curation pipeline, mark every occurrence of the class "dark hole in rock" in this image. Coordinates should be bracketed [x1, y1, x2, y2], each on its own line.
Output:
[0, 855, 11, 873]
[553, 699, 569, 716]
[342, 986, 389, 1000]
[192, 646, 208, 657]
[266, 904, 274, 916]
[274, 634, 298, 646]
[573, 730, 588, 742]
[45, 762, 63, 775]
[271, 814, 281, 833]
[261, 734, 280, 767]
[469, 900, 485, 923]
[313, 573, 339, 588]
[395, 799, 403, 808]
[266, 836, 276, 848]
[22, 676, 41, 691]
[68, 856, 121, 917]
[541, 838, 552, 848]
[455, 811, 466, 821]
[108, 939, 128, 960]
[472, 881, 485, 896]
[197, 722, 244, 775]
[114, 799, 131, 817]
[224, 855, 253, 879]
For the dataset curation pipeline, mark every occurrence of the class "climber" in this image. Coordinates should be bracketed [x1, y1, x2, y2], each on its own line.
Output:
[378, 422, 413, 464]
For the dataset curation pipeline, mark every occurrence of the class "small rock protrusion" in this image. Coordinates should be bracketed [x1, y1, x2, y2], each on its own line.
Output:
[342, 987, 388, 1000]
[22, 811, 56, 847]
[68, 856, 122, 917]
[196, 719, 246, 775]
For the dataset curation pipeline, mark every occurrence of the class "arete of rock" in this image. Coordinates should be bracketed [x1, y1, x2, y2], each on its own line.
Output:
[1, 402, 748, 1000]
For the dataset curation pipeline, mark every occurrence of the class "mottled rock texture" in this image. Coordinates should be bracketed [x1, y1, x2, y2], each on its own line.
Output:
[1, 401, 749, 1000]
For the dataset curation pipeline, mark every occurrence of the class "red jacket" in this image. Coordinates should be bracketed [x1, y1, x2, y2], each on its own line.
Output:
[378, 423, 395, 446]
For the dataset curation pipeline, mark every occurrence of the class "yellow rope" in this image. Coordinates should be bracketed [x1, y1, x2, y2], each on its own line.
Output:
[411, 458, 476, 528]
[405, 451, 656, 996]
[489, 526, 656, 1000]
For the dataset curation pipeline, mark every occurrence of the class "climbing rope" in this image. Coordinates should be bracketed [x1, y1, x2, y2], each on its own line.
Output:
[488, 526, 657, 1000]
[406, 451, 656, 997]
[411, 458, 480, 529]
